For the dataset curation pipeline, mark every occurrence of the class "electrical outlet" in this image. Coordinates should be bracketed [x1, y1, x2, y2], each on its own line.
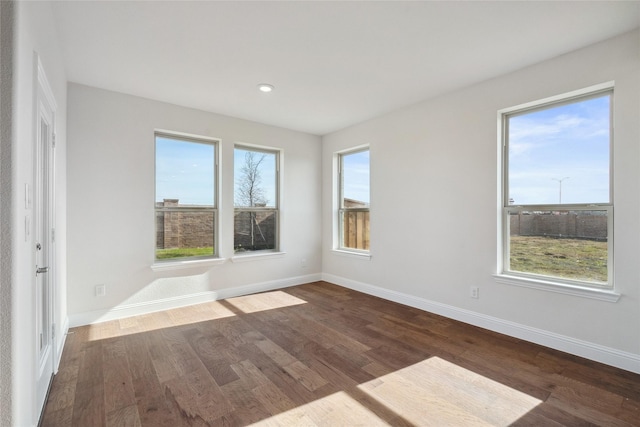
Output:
[95, 284, 106, 297]
[470, 286, 479, 299]
[301, 258, 307, 268]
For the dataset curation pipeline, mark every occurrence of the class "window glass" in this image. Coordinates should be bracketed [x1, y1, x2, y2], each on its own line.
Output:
[340, 149, 370, 251]
[507, 95, 610, 206]
[507, 210, 608, 283]
[234, 146, 279, 253]
[234, 148, 277, 208]
[156, 136, 215, 206]
[155, 134, 216, 260]
[342, 150, 370, 208]
[503, 90, 612, 287]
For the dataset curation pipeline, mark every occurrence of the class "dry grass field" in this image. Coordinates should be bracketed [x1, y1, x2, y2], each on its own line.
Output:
[509, 236, 607, 283]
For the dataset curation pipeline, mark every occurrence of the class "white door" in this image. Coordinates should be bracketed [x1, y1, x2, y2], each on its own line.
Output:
[34, 60, 56, 415]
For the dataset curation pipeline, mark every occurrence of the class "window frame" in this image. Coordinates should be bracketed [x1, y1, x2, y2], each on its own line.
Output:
[498, 84, 615, 291]
[233, 144, 281, 254]
[154, 131, 219, 263]
[338, 146, 370, 254]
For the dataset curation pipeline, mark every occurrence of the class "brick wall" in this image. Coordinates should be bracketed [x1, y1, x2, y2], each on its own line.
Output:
[156, 199, 215, 249]
[510, 211, 607, 240]
[156, 199, 277, 250]
[157, 202, 606, 250]
[234, 211, 276, 251]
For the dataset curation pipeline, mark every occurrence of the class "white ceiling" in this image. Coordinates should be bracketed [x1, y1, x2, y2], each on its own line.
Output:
[51, 1, 640, 135]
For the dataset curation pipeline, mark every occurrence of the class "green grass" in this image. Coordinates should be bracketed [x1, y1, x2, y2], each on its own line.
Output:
[509, 236, 607, 283]
[155, 247, 214, 260]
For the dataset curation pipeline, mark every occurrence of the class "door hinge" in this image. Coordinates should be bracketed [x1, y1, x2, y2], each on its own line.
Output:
[51, 228, 55, 242]
[52, 324, 56, 340]
[52, 133, 56, 148]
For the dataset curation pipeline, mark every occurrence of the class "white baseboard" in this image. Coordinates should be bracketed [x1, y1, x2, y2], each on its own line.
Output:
[322, 273, 640, 375]
[54, 316, 69, 372]
[68, 273, 322, 327]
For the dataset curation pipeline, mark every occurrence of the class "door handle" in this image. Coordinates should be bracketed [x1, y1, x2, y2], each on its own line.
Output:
[36, 266, 49, 276]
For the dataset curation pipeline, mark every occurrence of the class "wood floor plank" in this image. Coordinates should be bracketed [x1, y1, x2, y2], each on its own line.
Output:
[147, 330, 182, 384]
[303, 352, 364, 392]
[235, 344, 319, 407]
[163, 370, 234, 424]
[545, 393, 636, 427]
[105, 404, 141, 427]
[131, 373, 185, 427]
[359, 367, 495, 426]
[75, 340, 104, 389]
[307, 340, 376, 385]
[87, 320, 120, 341]
[282, 361, 329, 392]
[213, 316, 256, 347]
[103, 338, 137, 415]
[219, 379, 272, 425]
[124, 333, 155, 381]
[160, 328, 236, 422]
[252, 334, 299, 367]
[41, 281, 640, 427]
[184, 327, 240, 386]
[118, 316, 142, 334]
[231, 360, 297, 415]
[541, 349, 640, 400]
[287, 308, 372, 354]
[125, 328, 188, 427]
[71, 384, 105, 427]
[70, 341, 105, 427]
[511, 400, 597, 426]
[454, 349, 555, 402]
[40, 405, 74, 427]
[393, 356, 542, 426]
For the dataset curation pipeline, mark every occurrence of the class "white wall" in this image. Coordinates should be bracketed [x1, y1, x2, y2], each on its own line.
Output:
[322, 30, 640, 371]
[66, 84, 322, 324]
[11, 1, 68, 426]
[0, 2, 15, 425]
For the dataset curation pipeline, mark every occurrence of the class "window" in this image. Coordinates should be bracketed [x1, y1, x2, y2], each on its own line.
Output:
[339, 148, 370, 251]
[234, 146, 279, 253]
[155, 133, 218, 261]
[501, 87, 613, 288]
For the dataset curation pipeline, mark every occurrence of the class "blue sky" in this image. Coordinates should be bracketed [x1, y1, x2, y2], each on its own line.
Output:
[156, 136, 215, 206]
[161, 97, 606, 209]
[343, 149, 370, 205]
[508, 94, 610, 205]
[156, 139, 279, 208]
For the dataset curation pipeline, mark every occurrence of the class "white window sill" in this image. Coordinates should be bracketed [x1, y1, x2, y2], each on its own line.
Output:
[151, 257, 227, 272]
[231, 251, 286, 263]
[493, 274, 621, 302]
[331, 249, 372, 260]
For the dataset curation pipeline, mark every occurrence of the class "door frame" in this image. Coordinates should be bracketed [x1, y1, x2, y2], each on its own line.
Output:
[33, 53, 57, 418]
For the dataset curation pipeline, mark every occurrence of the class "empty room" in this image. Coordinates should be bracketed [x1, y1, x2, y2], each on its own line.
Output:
[2, 1, 640, 426]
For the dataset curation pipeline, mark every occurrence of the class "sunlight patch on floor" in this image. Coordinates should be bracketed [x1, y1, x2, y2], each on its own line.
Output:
[250, 391, 390, 427]
[86, 300, 238, 341]
[84, 291, 307, 341]
[225, 290, 307, 314]
[358, 357, 541, 426]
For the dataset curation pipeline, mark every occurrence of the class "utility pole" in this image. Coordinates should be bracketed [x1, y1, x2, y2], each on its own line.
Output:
[552, 177, 570, 204]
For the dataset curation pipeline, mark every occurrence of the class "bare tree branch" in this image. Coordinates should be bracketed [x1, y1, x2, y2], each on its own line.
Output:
[237, 151, 267, 207]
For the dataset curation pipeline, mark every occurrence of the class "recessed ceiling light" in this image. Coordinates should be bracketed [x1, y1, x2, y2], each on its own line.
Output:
[258, 83, 274, 93]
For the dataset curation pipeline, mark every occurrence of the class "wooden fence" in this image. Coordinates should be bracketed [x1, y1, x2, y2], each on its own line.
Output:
[343, 210, 370, 250]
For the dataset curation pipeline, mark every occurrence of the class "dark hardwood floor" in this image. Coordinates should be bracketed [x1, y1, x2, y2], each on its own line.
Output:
[41, 281, 640, 426]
